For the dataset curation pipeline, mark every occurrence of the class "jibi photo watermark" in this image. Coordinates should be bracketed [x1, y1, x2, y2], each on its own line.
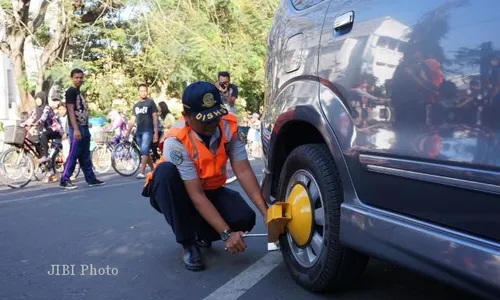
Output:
[47, 264, 118, 276]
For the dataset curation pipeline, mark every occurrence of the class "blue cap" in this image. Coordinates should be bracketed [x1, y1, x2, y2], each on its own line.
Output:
[182, 81, 228, 123]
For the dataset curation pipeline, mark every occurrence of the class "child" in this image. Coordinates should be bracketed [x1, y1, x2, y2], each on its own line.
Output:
[57, 104, 69, 159]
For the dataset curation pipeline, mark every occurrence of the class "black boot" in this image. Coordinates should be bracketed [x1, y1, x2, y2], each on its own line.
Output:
[182, 243, 205, 271]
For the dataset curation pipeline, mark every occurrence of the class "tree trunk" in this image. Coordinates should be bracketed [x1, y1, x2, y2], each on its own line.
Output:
[35, 70, 52, 95]
[36, 70, 45, 93]
[11, 36, 31, 112]
[159, 80, 169, 101]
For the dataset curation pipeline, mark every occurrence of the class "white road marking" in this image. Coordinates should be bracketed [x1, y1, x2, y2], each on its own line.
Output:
[0, 181, 139, 204]
[203, 251, 282, 300]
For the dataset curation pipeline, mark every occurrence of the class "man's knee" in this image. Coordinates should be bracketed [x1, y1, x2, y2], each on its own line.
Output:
[224, 191, 256, 231]
[153, 162, 179, 181]
[231, 208, 256, 233]
[241, 208, 256, 231]
[151, 162, 183, 205]
[150, 162, 178, 212]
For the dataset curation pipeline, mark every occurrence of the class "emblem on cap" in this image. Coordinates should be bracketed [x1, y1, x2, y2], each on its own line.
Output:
[202, 93, 216, 108]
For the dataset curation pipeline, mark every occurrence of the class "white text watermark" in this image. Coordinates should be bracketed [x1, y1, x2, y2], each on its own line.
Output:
[47, 264, 118, 276]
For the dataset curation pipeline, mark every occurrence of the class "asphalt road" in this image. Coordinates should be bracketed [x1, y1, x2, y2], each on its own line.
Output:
[0, 159, 479, 300]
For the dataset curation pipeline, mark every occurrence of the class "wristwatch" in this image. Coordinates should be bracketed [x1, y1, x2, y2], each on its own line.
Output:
[220, 229, 233, 241]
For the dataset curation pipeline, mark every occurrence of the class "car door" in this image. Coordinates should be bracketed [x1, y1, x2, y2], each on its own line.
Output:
[318, 0, 500, 241]
[262, 0, 332, 158]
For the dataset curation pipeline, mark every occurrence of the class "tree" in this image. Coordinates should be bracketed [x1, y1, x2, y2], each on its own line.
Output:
[127, 0, 278, 113]
[0, 0, 123, 111]
[0, 0, 280, 117]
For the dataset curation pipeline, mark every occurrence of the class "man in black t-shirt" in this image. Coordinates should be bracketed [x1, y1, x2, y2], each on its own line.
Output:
[215, 71, 238, 116]
[127, 84, 159, 178]
[60, 69, 104, 189]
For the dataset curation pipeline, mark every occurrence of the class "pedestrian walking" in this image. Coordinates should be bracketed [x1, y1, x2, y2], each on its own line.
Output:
[126, 84, 159, 178]
[59, 68, 105, 189]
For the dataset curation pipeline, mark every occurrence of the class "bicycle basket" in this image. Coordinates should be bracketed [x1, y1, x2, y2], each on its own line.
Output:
[3, 125, 26, 147]
[94, 131, 108, 143]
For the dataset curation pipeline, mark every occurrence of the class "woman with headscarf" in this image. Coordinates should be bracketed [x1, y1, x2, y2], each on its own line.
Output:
[156, 101, 176, 156]
[21, 91, 63, 163]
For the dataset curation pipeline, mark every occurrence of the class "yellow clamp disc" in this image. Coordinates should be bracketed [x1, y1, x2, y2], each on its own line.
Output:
[286, 183, 313, 247]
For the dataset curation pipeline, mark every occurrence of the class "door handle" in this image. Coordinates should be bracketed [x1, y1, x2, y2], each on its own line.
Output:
[334, 11, 354, 30]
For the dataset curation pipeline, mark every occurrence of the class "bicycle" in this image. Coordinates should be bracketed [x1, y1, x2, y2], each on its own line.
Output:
[91, 130, 114, 174]
[0, 125, 80, 188]
[110, 133, 142, 176]
[33, 137, 80, 183]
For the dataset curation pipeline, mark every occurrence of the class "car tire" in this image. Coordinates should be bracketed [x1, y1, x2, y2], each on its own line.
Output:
[276, 144, 368, 292]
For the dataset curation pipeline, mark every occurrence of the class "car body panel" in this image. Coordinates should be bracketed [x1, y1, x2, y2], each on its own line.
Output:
[260, 78, 360, 208]
[340, 204, 500, 300]
[262, 0, 333, 199]
[318, 0, 500, 241]
[263, 0, 500, 298]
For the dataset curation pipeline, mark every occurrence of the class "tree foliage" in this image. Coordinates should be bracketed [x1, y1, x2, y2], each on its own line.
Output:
[0, 0, 124, 110]
[2, 0, 279, 116]
[121, 0, 278, 115]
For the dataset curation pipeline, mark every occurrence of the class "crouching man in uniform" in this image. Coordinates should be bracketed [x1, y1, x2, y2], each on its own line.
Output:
[144, 81, 268, 271]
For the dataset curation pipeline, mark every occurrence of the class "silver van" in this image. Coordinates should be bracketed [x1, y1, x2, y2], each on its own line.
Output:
[261, 0, 500, 298]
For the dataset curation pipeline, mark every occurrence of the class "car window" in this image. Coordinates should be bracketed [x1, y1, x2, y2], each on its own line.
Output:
[291, 0, 325, 11]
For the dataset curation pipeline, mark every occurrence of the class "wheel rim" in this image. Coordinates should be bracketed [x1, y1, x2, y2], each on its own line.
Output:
[285, 169, 325, 268]
[1, 149, 34, 187]
[112, 143, 140, 175]
[93, 147, 111, 173]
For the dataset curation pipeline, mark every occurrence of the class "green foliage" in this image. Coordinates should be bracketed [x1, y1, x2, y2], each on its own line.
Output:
[124, 0, 279, 113]
[16, 75, 36, 94]
[43, 0, 279, 116]
[33, 24, 51, 47]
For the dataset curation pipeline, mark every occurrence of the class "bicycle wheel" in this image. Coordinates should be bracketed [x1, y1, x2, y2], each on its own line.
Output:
[0, 148, 34, 189]
[111, 142, 141, 176]
[34, 160, 49, 182]
[91, 144, 112, 173]
[225, 160, 237, 185]
[35, 148, 59, 182]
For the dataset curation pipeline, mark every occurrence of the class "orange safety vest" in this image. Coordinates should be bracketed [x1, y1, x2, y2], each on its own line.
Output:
[145, 114, 238, 191]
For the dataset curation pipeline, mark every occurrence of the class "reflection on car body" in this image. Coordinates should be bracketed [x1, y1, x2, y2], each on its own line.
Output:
[261, 0, 500, 299]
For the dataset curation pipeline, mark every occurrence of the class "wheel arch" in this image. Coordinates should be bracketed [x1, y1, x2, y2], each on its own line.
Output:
[267, 105, 355, 203]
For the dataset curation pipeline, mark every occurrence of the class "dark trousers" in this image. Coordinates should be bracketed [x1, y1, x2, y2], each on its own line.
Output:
[60, 125, 97, 184]
[40, 129, 61, 157]
[151, 162, 256, 244]
[151, 130, 163, 161]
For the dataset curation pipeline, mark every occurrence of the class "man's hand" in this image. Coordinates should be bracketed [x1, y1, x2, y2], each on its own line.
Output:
[74, 129, 82, 141]
[215, 82, 228, 94]
[225, 231, 247, 254]
[62, 134, 67, 141]
[153, 131, 159, 143]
